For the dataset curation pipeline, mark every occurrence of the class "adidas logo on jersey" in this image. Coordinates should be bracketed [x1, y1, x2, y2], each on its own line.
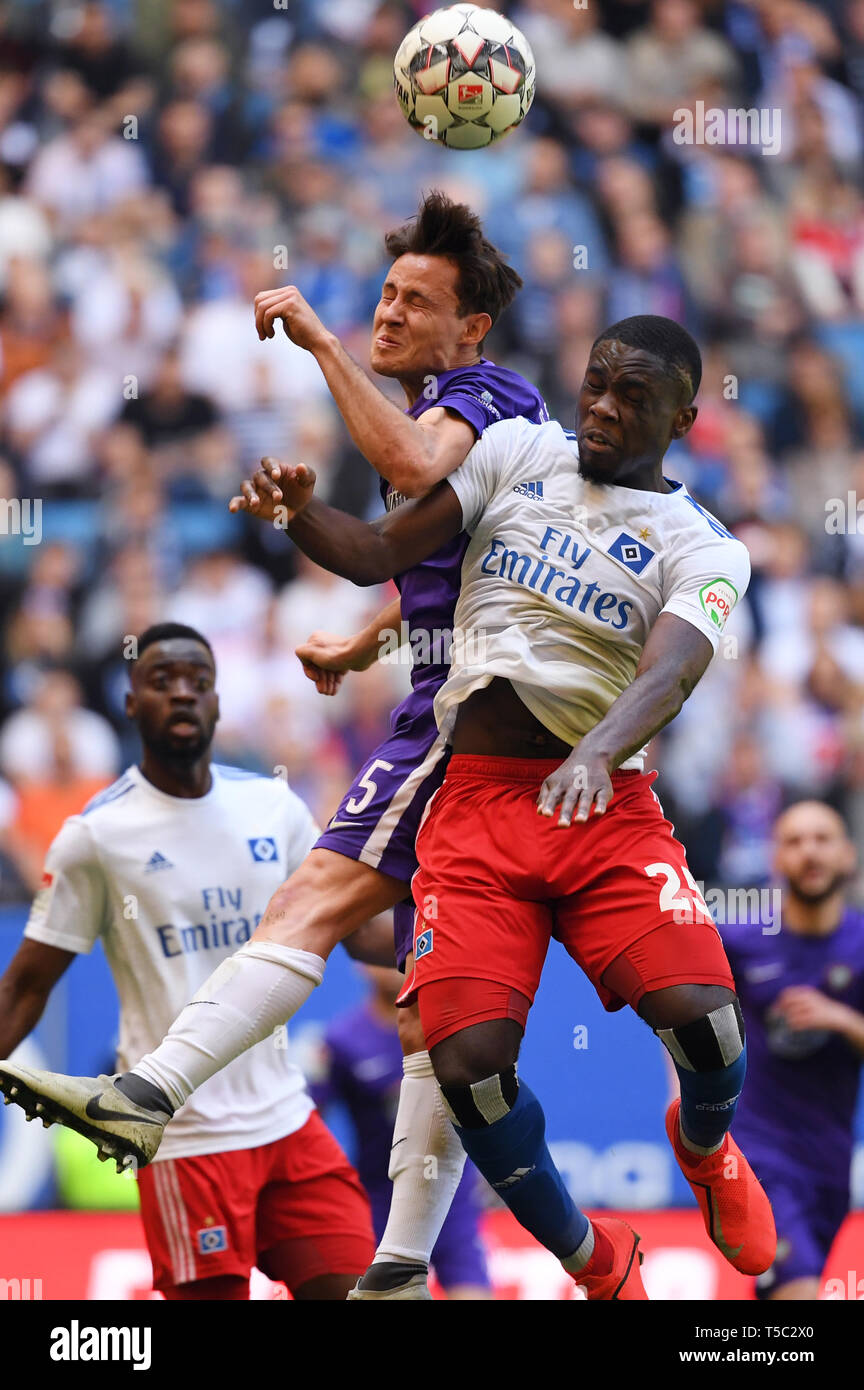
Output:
[144, 851, 173, 873]
[512, 481, 544, 501]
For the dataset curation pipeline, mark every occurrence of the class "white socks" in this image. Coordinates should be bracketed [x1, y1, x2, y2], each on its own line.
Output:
[373, 1050, 466, 1267]
[133, 941, 325, 1111]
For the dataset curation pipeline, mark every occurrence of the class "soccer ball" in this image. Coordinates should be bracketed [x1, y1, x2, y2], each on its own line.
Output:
[394, 4, 535, 149]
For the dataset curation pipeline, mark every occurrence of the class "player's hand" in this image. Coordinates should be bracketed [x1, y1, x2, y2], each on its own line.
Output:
[229, 458, 316, 525]
[295, 631, 375, 697]
[536, 750, 613, 827]
[253, 286, 332, 352]
[774, 986, 854, 1034]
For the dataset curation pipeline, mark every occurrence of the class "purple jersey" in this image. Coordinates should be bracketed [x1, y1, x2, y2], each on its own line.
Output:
[721, 908, 864, 1187]
[316, 359, 547, 969]
[384, 358, 548, 692]
[314, 1003, 490, 1291]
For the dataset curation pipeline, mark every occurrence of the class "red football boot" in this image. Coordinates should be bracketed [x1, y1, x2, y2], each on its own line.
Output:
[666, 1099, 776, 1275]
[570, 1217, 648, 1300]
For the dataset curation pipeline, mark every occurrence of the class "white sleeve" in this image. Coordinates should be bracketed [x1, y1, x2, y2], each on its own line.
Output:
[660, 536, 751, 651]
[446, 419, 516, 533]
[24, 817, 108, 955]
[281, 785, 321, 873]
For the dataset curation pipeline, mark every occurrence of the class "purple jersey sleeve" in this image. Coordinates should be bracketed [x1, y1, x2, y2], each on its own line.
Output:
[406, 360, 549, 435]
[386, 359, 547, 693]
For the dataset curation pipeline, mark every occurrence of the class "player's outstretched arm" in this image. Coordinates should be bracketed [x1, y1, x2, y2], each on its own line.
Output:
[537, 613, 714, 827]
[296, 596, 405, 696]
[230, 458, 463, 586]
[0, 939, 76, 1059]
[252, 287, 476, 497]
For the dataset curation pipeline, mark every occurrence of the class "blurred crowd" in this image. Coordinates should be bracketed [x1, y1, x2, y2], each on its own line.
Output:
[0, 0, 863, 901]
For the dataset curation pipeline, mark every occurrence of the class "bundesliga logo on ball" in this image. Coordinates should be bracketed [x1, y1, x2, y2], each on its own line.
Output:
[394, 3, 535, 149]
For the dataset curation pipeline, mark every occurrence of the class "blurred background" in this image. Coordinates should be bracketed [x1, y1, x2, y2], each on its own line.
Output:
[0, 0, 863, 1298]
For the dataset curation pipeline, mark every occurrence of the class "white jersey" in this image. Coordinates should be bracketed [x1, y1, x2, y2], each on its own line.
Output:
[442, 416, 751, 768]
[24, 764, 320, 1160]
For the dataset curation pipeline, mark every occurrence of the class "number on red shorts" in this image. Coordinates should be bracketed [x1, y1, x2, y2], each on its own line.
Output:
[644, 861, 713, 922]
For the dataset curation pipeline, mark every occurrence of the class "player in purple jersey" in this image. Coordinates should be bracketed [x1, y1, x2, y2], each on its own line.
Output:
[720, 801, 864, 1300]
[0, 194, 546, 1302]
[312, 966, 492, 1300]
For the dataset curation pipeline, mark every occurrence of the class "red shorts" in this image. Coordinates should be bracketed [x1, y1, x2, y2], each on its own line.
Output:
[398, 756, 734, 1047]
[137, 1110, 374, 1294]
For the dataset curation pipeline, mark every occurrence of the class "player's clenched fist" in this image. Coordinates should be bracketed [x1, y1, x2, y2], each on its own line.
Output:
[253, 286, 332, 352]
[537, 748, 614, 827]
[296, 628, 381, 697]
[228, 458, 316, 524]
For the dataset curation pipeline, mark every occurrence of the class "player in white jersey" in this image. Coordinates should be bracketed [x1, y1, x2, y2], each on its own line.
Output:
[0, 316, 777, 1299]
[0, 623, 375, 1299]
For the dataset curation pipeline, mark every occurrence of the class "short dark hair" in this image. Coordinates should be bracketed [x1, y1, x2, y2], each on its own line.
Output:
[384, 190, 522, 328]
[592, 315, 702, 401]
[133, 623, 214, 662]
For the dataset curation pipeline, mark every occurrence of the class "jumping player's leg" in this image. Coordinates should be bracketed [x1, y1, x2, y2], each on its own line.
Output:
[118, 851, 404, 1113]
[596, 932, 777, 1276]
[546, 768, 777, 1276]
[421, 993, 645, 1299]
[354, 956, 467, 1297]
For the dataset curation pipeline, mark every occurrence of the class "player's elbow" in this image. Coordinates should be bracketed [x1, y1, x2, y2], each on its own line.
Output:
[345, 553, 399, 587]
[383, 456, 439, 500]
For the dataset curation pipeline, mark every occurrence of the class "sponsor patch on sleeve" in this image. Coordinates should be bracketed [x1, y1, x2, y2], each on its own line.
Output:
[699, 579, 738, 630]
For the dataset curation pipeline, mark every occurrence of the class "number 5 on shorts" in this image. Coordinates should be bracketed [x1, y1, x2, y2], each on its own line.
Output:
[345, 759, 395, 815]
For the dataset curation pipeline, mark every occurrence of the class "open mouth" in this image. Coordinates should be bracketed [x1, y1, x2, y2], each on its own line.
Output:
[581, 428, 617, 451]
[168, 718, 199, 736]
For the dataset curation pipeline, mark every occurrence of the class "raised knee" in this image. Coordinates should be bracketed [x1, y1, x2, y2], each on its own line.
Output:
[437, 1062, 520, 1129]
[654, 995, 745, 1074]
[640, 982, 738, 1031]
[429, 1022, 521, 1091]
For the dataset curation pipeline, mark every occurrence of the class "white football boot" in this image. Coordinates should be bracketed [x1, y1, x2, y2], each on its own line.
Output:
[0, 1062, 168, 1173]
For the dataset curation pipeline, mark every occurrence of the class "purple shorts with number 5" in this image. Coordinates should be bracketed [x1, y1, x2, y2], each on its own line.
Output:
[315, 684, 449, 970]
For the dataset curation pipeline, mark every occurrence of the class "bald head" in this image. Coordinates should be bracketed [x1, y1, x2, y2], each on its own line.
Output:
[773, 801, 855, 904]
